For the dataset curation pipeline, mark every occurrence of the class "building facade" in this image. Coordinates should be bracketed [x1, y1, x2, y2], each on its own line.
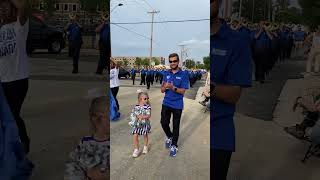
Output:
[219, 0, 233, 18]
[112, 56, 166, 67]
[32, 0, 102, 34]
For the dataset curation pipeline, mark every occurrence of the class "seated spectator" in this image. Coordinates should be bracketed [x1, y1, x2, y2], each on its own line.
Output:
[285, 96, 320, 139]
[199, 86, 210, 106]
[64, 96, 109, 180]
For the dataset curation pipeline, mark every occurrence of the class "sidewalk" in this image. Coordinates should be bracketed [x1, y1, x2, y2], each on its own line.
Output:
[228, 75, 320, 180]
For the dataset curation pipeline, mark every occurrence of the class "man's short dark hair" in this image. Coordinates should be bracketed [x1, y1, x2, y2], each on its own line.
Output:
[168, 53, 179, 61]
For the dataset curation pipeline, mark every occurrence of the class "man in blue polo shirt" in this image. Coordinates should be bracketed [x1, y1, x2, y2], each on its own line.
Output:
[160, 53, 189, 157]
[66, 14, 83, 74]
[95, 13, 110, 75]
[140, 67, 146, 85]
[130, 67, 136, 85]
[211, 0, 252, 179]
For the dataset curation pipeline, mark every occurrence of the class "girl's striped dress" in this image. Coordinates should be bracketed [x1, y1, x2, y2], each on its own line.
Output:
[129, 104, 151, 135]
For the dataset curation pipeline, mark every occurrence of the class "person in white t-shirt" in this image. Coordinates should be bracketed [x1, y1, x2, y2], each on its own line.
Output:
[110, 59, 120, 110]
[306, 26, 320, 74]
[0, 0, 30, 154]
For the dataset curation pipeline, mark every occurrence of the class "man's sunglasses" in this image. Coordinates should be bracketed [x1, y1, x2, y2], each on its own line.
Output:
[169, 60, 178, 63]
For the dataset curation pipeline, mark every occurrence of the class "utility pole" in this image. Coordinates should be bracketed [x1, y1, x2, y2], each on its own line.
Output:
[239, 0, 243, 18]
[148, 10, 159, 67]
[252, 0, 255, 22]
[178, 44, 187, 67]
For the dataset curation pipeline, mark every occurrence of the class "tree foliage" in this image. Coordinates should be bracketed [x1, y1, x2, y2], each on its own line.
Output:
[298, 0, 320, 30]
[203, 56, 210, 71]
[135, 57, 142, 67]
[185, 59, 195, 69]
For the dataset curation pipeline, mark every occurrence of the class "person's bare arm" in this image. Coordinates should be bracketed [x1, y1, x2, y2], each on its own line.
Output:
[95, 22, 104, 33]
[169, 85, 186, 95]
[265, 30, 274, 40]
[11, 0, 28, 25]
[299, 98, 318, 112]
[161, 82, 167, 93]
[214, 85, 242, 105]
[255, 29, 263, 39]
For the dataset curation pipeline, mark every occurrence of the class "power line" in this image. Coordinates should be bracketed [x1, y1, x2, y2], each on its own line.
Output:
[111, 18, 209, 25]
[140, 0, 154, 10]
[112, 23, 160, 45]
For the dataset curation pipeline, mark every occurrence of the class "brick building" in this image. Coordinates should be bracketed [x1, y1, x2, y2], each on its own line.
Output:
[32, 0, 103, 34]
[112, 56, 166, 67]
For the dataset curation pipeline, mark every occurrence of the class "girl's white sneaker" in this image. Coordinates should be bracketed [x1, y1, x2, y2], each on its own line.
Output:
[142, 146, 148, 154]
[132, 149, 140, 158]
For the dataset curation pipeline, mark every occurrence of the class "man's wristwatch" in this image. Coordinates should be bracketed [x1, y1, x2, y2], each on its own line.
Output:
[174, 87, 178, 92]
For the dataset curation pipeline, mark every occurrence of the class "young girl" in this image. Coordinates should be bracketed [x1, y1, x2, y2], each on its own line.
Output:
[65, 96, 109, 180]
[129, 91, 151, 158]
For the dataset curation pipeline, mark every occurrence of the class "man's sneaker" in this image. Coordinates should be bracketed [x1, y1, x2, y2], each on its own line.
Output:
[142, 146, 148, 154]
[132, 149, 140, 158]
[170, 145, 178, 157]
[284, 125, 305, 140]
[165, 137, 172, 149]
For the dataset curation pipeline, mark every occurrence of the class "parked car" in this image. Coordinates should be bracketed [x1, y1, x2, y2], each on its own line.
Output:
[27, 16, 66, 54]
[118, 68, 130, 79]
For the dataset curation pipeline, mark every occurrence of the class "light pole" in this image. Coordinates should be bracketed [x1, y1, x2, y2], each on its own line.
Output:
[148, 10, 160, 66]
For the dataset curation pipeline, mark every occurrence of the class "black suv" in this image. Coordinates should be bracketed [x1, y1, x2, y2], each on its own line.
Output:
[27, 16, 65, 54]
[118, 68, 131, 79]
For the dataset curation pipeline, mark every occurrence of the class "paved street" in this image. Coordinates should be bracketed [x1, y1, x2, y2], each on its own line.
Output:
[21, 51, 106, 180]
[110, 79, 210, 180]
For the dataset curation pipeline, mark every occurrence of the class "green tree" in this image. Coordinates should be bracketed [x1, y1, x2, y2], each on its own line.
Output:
[123, 58, 129, 67]
[135, 57, 142, 67]
[185, 59, 195, 69]
[142, 58, 150, 66]
[275, 7, 302, 24]
[117, 61, 123, 67]
[233, 0, 277, 22]
[298, 0, 320, 30]
[152, 57, 160, 65]
[203, 56, 210, 71]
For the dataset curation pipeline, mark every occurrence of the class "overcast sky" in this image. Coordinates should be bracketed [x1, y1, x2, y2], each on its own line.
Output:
[110, 0, 210, 63]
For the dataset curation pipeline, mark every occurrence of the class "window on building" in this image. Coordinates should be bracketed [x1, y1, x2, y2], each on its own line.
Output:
[73, 4, 77, 11]
[64, 4, 68, 11]
[39, 3, 44, 10]
[55, 3, 59, 10]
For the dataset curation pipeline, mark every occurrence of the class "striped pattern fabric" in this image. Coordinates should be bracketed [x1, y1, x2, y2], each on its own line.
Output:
[130, 104, 151, 135]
